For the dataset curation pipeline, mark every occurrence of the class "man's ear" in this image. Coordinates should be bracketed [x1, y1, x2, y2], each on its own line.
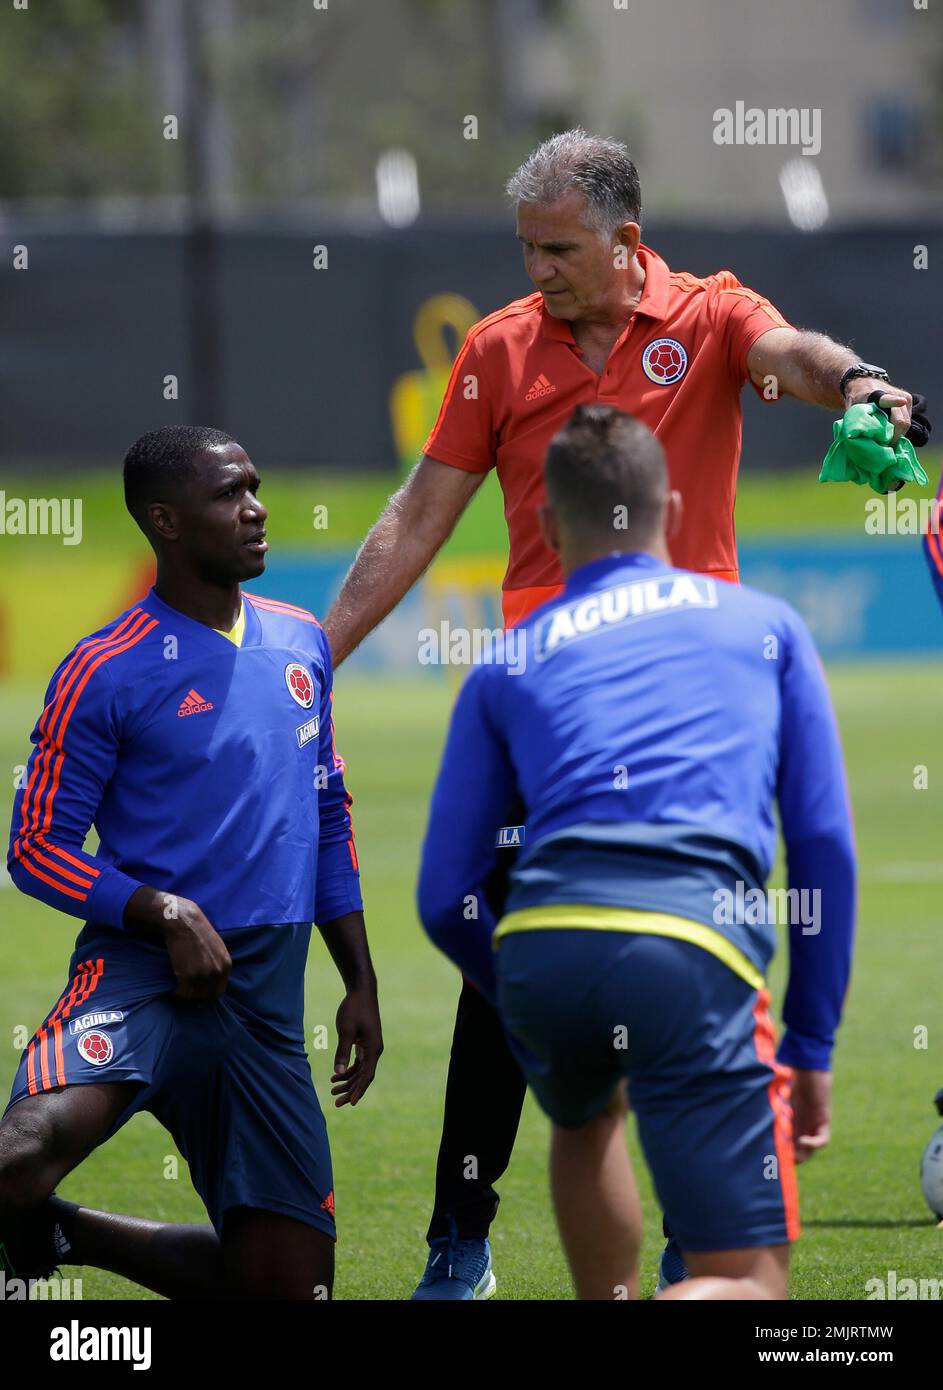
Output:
[664, 488, 683, 542]
[147, 502, 180, 543]
[537, 502, 561, 555]
[614, 220, 642, 263]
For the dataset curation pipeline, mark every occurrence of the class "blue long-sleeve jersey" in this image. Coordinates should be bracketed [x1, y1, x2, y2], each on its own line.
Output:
[8, 587, 362, 933]
[418, 552, 856, 1071]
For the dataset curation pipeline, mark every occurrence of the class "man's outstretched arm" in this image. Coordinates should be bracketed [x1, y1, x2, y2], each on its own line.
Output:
[322, 454, 485, 665]
[746, 326, 912, 440]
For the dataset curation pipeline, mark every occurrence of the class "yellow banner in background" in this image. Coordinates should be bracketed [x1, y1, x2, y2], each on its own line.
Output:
[0, 555, 153, 681]
[390, 293, 479, 475]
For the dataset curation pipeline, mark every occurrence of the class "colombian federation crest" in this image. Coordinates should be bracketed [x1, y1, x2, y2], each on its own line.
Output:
[642, 337, 688, 385]
[285, 662, 315, 709]
[78, 1030, 114, 1067]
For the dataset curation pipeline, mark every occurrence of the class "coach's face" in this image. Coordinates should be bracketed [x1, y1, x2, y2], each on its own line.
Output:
[172, 443, 269, 583]
[516, 191, 640, 323]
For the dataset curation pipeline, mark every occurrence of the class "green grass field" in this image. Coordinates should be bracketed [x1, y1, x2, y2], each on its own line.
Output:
[1, 663, 942, 1301]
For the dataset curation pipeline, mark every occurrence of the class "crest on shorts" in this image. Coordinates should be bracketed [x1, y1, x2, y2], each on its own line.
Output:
[285, 662, 315, 709]
[78, 1030, 114, 1067]
[642, 337, 688, 386]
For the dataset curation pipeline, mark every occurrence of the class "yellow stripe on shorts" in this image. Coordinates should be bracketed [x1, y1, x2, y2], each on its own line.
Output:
[493, 903, 765, 991]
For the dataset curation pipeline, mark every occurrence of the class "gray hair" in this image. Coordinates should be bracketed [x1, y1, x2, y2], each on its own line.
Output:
[505, 128, 642, 239]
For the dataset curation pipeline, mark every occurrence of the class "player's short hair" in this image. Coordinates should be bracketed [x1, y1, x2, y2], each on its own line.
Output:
[545, 405, 666, 546]
[506, 128, 642, 238]
[123, 425, 235, 533]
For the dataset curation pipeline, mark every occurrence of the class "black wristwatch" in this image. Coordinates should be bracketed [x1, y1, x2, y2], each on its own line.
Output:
[839, 361, 890, 400]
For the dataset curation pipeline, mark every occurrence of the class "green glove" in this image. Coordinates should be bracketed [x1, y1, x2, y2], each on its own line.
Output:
[819, 402, 929, 494]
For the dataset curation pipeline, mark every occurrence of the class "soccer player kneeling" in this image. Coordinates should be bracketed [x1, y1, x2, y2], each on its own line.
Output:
[418, 405, 854, 1300]
[0, 428, 381, 1300]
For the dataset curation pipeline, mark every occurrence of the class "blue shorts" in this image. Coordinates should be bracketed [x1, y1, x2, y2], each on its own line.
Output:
[6, 922, 335, 1240]
[495, 929, 799, 1252]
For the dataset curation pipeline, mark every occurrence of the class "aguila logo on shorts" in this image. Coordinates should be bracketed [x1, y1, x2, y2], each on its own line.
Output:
[641, 337, 688, 385]
[69, 1009, 124, 1035]
[285, 662, 315, 709]
[78, 1030, 114, 1067]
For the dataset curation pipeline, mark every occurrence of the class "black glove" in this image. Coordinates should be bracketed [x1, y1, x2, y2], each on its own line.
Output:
[907, 393, 932, 450]
[866, 390, 931, 492]
[867, 389, 932, 448]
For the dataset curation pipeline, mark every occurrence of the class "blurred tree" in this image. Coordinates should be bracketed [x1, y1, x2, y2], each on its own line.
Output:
[215, 0, 547, 211]
[0, 0, 554, 214]
[0, 0, 172, 200]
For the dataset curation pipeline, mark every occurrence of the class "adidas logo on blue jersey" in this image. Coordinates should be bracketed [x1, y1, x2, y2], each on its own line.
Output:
[534, 575, 717, 661]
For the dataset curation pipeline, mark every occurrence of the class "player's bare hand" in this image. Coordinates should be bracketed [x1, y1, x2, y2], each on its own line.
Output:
[331, 987, 383, 1107]
[162, 900, 232, 1002]
[844, 380, 912, 444]
[124, 885, 232, 1000]
[790, 1067, 832, 1163]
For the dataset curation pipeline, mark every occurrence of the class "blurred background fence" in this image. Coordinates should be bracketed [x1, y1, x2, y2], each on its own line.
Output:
[2, 223, 939, 473]
[1, 0, 941, 678]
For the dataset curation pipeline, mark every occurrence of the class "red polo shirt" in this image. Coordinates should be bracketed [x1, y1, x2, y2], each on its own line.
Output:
[423, 243, 792, 625]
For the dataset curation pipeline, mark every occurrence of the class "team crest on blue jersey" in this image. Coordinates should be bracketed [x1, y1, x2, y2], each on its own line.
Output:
[642, 337, 688, 385]
[285, 662, 315, 709]
[78, 1030, 114, 1067]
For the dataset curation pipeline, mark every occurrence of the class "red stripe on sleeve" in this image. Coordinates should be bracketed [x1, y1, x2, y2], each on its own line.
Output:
[18, 612, 147, 847]
[38, 618, 159, 840]
[12, 616, 158, 909]
[36, 837, 102, 879]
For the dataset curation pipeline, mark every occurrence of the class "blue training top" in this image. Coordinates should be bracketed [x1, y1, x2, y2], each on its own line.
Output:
[8, 588, 362, 934]
[418, 551, 856, 1071]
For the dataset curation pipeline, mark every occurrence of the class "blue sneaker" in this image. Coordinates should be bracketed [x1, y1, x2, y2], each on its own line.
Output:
[411, 1228, 496, 1301]
[655, 1234, 689, 1291]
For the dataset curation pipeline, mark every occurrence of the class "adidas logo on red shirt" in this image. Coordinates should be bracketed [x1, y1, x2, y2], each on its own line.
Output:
[525, 373, 557, 401]
[177, 689, 215, 717]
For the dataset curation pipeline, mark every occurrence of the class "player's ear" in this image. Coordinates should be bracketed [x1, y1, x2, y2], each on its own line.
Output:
[664, 489, 683, 542]
[147, 501, 180, 542]
[537, 502, 561, 555]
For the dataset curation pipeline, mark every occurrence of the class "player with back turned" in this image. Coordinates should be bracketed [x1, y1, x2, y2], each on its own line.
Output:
[419, 405, 857, 1300]
[323, 128, 922, 1298]
[0, 427, 382, 1299]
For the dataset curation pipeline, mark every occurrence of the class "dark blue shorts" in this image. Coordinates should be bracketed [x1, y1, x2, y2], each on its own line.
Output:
[496, 929, 799, 1252]
[6, 922, 335, 1240]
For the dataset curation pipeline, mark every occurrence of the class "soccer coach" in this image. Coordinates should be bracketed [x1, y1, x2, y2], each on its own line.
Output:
[323, 128, 910, 1297]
